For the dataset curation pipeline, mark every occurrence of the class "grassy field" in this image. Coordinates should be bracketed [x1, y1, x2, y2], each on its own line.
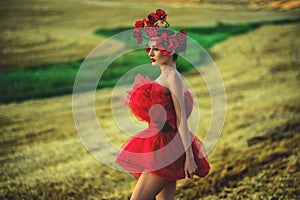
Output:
[1, 21, 299, 199]
[1, 0, 300, 199]
[1, 18, 299, 103]
[1, 0, 299, 71]
[0, 21, 257, 103]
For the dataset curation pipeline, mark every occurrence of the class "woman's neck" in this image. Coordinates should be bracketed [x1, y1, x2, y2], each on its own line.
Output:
[160, 62, 176, 76]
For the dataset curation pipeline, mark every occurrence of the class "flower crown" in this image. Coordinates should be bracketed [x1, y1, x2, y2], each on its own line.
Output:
[133, 9, 187, 56]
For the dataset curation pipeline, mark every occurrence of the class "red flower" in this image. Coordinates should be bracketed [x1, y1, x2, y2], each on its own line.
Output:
[179, 29, 187, 35]
[155, 9, 167, 22]
[145, 27, 158, 38]
[168, 36, 179, 52]
[135, 19, 145, 28]
[132, 9, 186, 48]
[146, 12, 158, 26]
[176, 30, 187, 45]
[175, 29, 187, 52]
[156, 32, 179, 55]
[133, 28, 143, 44]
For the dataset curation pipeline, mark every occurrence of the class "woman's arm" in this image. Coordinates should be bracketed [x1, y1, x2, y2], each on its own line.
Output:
[167, 71, 198, 178]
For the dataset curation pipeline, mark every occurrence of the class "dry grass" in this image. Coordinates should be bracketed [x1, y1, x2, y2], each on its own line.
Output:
[1, 21, 300, 199]
[1, 0, 299, 71]
[1, 0, 300, 199]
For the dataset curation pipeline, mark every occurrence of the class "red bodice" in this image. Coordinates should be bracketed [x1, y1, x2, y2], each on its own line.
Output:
[122, 73, 193, 130]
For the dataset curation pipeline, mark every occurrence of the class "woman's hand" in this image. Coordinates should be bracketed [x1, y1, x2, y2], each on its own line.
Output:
[185, 156, 198, 179]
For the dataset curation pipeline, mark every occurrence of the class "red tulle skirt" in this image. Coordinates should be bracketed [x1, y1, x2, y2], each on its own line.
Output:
[115, 124, 210, 181]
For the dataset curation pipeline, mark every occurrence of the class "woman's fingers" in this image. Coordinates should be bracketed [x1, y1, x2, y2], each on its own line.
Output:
[185, 161, 198, 179]
[186, 169, 195, 179]
[185, 169, 190, 179]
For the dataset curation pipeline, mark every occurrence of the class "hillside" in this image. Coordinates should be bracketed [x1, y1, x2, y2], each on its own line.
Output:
[0, 21, 299, 199]
[1, 0, 299, 71]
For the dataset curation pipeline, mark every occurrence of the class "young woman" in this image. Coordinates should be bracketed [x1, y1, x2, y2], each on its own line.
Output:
[116, 9, 210, 200]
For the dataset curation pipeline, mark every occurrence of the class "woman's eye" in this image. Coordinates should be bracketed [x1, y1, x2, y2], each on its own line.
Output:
[145, 47, 159, 52]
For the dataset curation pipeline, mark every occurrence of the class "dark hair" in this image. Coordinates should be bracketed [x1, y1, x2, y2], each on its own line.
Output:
[173, 53, 178, 62]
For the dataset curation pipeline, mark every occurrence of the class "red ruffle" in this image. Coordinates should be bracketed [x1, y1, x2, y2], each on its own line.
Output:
[115, 129, 210, 181]
[116, 74, 210, 181]
[122, 74, 194, 129]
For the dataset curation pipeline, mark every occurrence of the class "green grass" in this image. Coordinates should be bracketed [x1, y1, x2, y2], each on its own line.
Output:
[1, 18, 299, 103]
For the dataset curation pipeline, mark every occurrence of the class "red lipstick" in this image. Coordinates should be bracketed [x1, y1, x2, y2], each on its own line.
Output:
[151, 58, 156, 62]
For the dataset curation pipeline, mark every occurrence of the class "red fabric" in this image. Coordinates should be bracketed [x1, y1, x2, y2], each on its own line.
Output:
[116, 74, 210, 181]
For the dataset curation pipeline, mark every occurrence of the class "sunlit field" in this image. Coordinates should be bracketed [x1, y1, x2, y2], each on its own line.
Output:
[1, 0, 300, 199]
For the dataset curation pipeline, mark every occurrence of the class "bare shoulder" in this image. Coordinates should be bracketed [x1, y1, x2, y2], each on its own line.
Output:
[165, 70, 183, 90]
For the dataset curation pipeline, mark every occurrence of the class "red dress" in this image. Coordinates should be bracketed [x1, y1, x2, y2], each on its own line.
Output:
[115, 74, 210, 181]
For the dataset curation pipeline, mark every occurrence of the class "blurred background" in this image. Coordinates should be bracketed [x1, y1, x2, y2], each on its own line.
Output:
[1, 0, 299, 199]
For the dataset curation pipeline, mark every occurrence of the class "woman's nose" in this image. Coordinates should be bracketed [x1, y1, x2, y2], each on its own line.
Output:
[148, 48, 154, 57]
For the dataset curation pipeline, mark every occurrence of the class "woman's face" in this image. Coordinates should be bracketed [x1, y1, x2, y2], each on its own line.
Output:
[146, 39, 172, 66]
